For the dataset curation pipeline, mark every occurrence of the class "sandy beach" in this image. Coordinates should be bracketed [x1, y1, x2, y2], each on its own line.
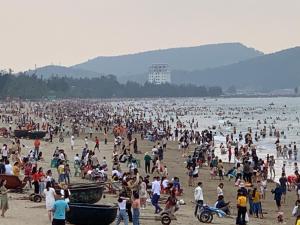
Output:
[0, 129, 298, 225]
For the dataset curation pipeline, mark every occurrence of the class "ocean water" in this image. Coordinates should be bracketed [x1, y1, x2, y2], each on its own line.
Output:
[116, 97, 300, 181]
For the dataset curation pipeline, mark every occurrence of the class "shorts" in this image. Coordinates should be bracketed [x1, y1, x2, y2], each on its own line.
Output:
[193, 174, 198, 178]
[52, 219, 65, 225]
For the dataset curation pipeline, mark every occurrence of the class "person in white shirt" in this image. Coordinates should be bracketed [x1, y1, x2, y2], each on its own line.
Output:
[217, 183, 224, 197]
[162, 177, 169, 189]
[115, 194, 129, 225]
[70, 135, 75, 151]
[112, 169, 121, 179]
[151, 176, 162, 214]
[1, 144, 8, 161]
[4, 160, 13, 175]
[194, 182, 204, 216]
[151, 146, 158, 156]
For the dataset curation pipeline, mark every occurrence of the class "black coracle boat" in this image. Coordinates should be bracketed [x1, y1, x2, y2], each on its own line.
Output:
[66, 203, 118, 225]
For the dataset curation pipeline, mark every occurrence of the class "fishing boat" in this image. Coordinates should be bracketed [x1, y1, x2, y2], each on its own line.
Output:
[14, 130, 46, 139]
[55, 183, 105, 204]
[66, 203, 118, 225]
[0, 174, 28, 190]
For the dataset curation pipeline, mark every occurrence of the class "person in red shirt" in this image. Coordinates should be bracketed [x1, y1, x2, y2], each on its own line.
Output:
[32, 167, 40, 194]
[34, 138, 41, 160]
[37, 167, 46, 194]
[94, 137, 100, 152]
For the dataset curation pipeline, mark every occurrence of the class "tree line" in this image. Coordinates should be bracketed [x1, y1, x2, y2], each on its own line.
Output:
[0, 73, 222, 99]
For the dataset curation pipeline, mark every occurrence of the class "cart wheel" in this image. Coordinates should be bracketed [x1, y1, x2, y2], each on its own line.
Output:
[29, 193, 35, 201]
[161, 215, 171, 225]
[33, 195, 42, 202]
[199, 211, 213, 223]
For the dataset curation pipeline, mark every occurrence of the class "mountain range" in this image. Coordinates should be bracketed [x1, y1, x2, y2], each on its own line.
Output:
[25, 42, 300, 91]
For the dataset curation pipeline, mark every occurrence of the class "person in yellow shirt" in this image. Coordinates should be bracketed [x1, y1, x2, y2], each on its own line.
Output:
[12, 162, 20, 177]
[252, 187, 263, 218]
[236, 191, 247, 225]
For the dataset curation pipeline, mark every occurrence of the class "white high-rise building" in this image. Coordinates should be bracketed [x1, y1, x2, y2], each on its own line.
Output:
[148, 64, 171, 84]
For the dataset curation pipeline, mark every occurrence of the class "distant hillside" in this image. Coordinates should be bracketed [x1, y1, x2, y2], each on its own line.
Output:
[26, 65, 100, 79]
[171, 47, 300, 91]
[73, 43, 263, 76]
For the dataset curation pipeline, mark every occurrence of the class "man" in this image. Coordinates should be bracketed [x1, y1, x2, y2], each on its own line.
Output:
[236, 190, 247, 225]
[194, 182, 204, 216]
[279, 173, 288, 203]
[52, 192, 70, 225]
[151, 176, 162, 214]
[33, 138, 40, 159]
[144, 152, 152, 174]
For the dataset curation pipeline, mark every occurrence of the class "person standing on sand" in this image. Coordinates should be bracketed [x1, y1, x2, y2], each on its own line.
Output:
[70, 135, 75, 151]
[194, 182, 204, 216]
[144, 152, 151, 174]
[44, 181, 56, 222]
[151, 176, 162, 214]
[132, 192, 140, 225]
[52, 192, 69, 225]
[94, 136, 100, 152]
[272, 183, 283, 212]
[115, 194, 129, 225]
[34, 138, 40, 160]
[236, 190, 247, 225]
[0, 179, 9, 217]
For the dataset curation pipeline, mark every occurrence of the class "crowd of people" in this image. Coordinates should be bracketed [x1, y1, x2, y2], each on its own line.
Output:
[0, 100, 299, 225]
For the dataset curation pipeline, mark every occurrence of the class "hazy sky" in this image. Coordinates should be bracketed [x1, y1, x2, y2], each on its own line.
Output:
[0, 0, 299, 72]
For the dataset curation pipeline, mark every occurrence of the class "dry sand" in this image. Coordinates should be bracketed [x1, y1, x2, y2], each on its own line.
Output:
[0, 132, 297, 225]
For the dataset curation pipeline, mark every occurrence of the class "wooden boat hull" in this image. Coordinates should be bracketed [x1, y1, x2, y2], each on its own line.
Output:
[0, 174, 27, 190]
[14, 130, 46, 139]
[66, 203, 118, 225]
[14, 130, 29, 138]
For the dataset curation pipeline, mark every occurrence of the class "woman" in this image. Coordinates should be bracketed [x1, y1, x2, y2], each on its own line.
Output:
[38, 167, 46, 195]
[252, 187, 263, 218]
[32, 167, 39, 194]
[132, 192, 140, 225]
[0, 179, 8, 217]
[60, 183, 71, 203]
[188, 166, 193, 186]
[139, 178, 147, 209]
[192, 164, 199, 186]
[165, 189, 178, 216]
[115, 193, 129, 225]
[44, 181, 56, 221]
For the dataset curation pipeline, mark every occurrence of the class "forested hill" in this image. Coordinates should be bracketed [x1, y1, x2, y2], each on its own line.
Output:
[0, 73, 222, 99]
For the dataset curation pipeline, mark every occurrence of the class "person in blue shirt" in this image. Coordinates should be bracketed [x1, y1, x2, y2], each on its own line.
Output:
[52, 192, 70, 225]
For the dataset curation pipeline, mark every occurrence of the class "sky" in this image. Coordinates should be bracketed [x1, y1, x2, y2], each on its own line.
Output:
[0, 0, 299, 72]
